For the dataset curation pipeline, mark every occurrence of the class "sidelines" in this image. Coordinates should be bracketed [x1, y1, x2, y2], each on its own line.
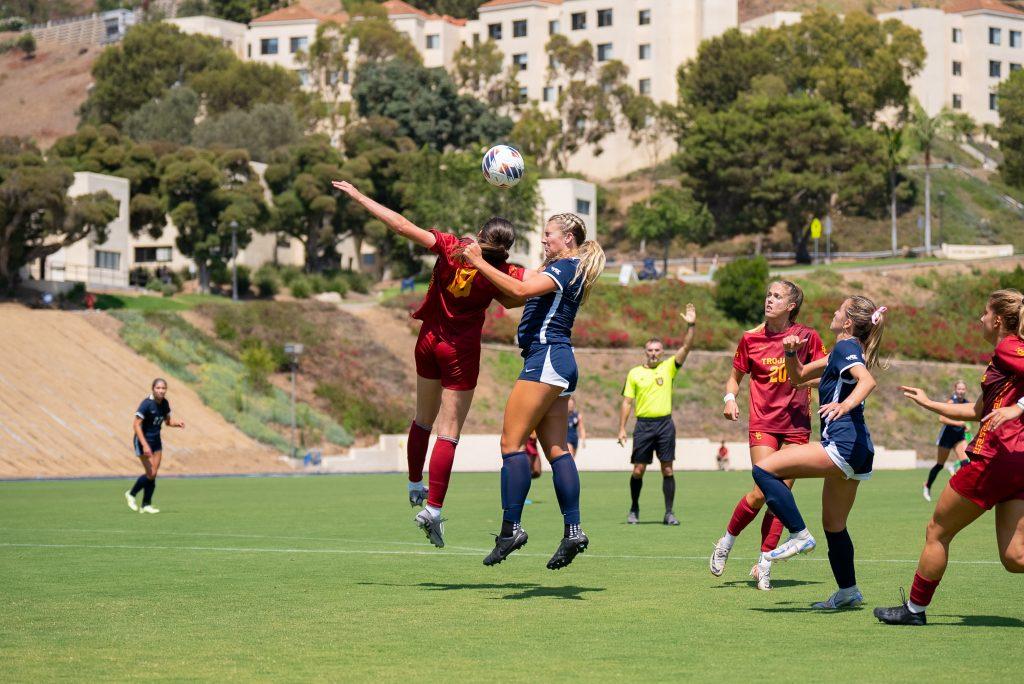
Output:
[0, 538, 1004, 565]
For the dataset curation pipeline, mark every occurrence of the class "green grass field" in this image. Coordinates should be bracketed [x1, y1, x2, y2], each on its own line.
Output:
[2, 471, 1021, 681]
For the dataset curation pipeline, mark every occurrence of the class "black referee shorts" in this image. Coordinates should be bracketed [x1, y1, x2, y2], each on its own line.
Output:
[631, 415, 676, 464]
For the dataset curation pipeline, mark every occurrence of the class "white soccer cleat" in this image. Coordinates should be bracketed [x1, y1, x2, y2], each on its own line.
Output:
[414, 508, 445, 548]
[764, 530, 815, 562]
[709, 537, 731, 576]
[124, 491, 139, 512]
[812, 587, 864, 610]
[922, 485, 932, 502]
[140, 505, 160, 514]
[750, 557, 772, 591]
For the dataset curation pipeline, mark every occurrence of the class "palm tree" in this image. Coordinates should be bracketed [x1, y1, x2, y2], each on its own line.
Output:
[908, 102, 953, 256]
[881, 122, 911, 256]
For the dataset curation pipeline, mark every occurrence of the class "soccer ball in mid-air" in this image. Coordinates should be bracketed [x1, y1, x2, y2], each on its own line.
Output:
[482, 145, 525, 189]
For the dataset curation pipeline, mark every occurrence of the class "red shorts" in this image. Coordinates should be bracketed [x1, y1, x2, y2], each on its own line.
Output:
[748, 431, 810, 450]
[414, 327, 480, 391]
[949, 446, 1024, 510]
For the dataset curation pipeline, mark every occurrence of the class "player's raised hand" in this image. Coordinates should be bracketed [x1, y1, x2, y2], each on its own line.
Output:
[900, 386, 930, 408]
[782, 335, 806, 353]
[680, 303, 696, 325]
[982, 404, 1023, 431]
[331, 180, 358, 196]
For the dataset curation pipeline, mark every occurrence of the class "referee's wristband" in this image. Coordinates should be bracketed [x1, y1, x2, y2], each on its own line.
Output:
[723, 393, 736, 404]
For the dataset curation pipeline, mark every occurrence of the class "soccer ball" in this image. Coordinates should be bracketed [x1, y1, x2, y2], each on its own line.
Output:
[482, 145, 525, 189]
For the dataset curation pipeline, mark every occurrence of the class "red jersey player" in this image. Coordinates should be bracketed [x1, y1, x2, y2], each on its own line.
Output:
[877, 288, 1024, 625]
[333, 180, 527, 549]
[709, 280, 826, 590]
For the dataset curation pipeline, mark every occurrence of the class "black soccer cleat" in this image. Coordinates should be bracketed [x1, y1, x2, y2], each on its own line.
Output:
[482, 527, 529, 566]
[546, 531, 589, 570]
[874, 603, 927, 626]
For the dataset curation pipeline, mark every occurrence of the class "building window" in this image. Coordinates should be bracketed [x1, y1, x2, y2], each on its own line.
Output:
[952, 27, 962, 44]
[328, 70, 340, 85]
[289, 36, 308, 53]
[638, 78, 651, 95]
[548, 20, 560, 35]
[513, 53, 528, 71]
[576, 199, 591, 215]
[94, 250, 120, 270]
[596, 43, 612, 61]
[572, 12, 586, 30]
[1013, 63, 1022, 73]
[952, 60, 962, 76]
[639, 43, 651, 60]
[543, 86, 555, 102]
[518, 87, 528, 104]
[472, 32, 480, 45]
[638, 9, 651, 25]
[952, 94, 963, 109]
[991, 60, 1002, 78]
[991, 93, 999, 110]
[597, 9, 612, 27]
[513, 19, 527, 38]
[297, 69, 310, 86]
[426, 34, 439, 49]
[260, 38, 278, 55]
[488, 23, 502, 40]
[134, 247, 172, 263]
[247, 44, 251, 58]
[990, 27, 1002, 45]
[1014, 30, 1023, 48]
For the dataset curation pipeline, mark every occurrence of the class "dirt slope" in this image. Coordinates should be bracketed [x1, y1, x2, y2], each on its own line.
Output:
[0, 305, 290, 478]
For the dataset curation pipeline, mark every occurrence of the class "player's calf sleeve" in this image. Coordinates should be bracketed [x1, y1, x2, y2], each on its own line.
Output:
[629, 475, 642, 511]
[407, 421, 431, 483]
[909, 572, 941, 609]
[825, 528, 856, 589]
[550, 454, 581, 525]
[130, 474, 148, 496]
[142, 478, 156, 506]
[426, 436, 457, 509]
[760, 510, 784, 552]
[501, 451, 532, 524]
[751, 466, 805, 533]
[662, 475, 675, 512]
[727, 496, 759, 536]
[926, 464, 943, 489]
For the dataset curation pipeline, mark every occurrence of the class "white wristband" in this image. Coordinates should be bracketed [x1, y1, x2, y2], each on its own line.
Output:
[1017, 397, 1024, 411]
[723, 393, 736, 404]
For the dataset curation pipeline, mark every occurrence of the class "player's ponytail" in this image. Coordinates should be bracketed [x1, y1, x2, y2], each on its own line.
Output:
[478, 217, 516, 267]
[548, 212, 605, 305]
[988, 288, 1024, 338]
[845, 295, 887, 370]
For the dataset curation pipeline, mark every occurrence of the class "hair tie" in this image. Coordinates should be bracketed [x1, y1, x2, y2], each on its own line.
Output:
[871, 306, 888, 325]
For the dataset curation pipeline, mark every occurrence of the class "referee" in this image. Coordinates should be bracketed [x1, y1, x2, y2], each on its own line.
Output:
[618, 303, 696, 525]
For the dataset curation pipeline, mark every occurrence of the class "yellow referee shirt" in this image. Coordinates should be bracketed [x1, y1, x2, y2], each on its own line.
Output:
[623, 358, 679, 418]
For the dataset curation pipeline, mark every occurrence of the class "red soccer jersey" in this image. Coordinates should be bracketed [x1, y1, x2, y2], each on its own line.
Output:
[968, 335, 1024, 457]
[733, 322, 828, 433]
[411, 230, 524, 346]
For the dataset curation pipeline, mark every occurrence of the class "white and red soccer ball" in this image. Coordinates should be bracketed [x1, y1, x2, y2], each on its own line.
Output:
[482, 145, 525, 189]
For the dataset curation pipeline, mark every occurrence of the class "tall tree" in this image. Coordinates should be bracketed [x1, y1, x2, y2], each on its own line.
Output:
[0, 137, 119, 291]
[880, 122, 911, 256]
[123, 86, 199, 146]
[295, 19, 351, 144]
[626, 186, 713, 274]
[451, 40, 518, 111]
[996, 70, 1024, 189]
[908, 102, 952, 257]
[192, 102, 305, 163]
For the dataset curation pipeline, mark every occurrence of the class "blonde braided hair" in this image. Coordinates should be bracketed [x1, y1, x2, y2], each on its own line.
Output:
[546, 212, 605, 305]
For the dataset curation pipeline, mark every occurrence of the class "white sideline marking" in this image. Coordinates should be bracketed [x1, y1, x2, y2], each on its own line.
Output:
[0, 540, 1004, 565]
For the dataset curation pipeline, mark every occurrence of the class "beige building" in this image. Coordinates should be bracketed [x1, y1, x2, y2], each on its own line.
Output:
[740, 10, 802, 34]
[880, 1, 1024, 127]
[167, 14, 248, 58]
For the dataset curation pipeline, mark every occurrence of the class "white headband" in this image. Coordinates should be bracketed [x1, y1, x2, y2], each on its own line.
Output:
[871, 306, 888, 325]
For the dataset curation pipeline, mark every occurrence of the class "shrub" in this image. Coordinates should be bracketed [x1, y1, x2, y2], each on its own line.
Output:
[998, 265, 1024, 292]
[241, 342, 276, 392]
[290, 276, 312, 299]
[713, 256, 770, 325]
[314, 382, 407, 435]
[161, 284, 177, 297]
[146, 278, 164, 293]
[254, 265, 280, 298]
[214, 315, 237, 341]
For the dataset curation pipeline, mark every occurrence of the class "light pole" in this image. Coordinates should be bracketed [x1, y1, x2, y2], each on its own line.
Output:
[284, 343, 304, 458]
[937, 190, 946, 251]
[230, 220, 239, 301]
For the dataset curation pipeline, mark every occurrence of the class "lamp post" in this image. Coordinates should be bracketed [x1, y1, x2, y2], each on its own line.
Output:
[284, 343, 304, 458]
[230, 220, 239, 301]
[937, 191, 946, 252]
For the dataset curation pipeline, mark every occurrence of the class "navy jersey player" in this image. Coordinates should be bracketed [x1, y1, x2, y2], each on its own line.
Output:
[460, 213, 605, 569]
[749, 296, 887, 610]
[125, 378, 184, 513]
[923, 381, 972, 502]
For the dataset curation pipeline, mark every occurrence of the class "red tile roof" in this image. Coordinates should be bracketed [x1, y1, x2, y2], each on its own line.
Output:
[383, 0, 467, 26]
[945, 0, 1024, 17]
[479, 0, 562, 8]
[252, 3, 348, 24]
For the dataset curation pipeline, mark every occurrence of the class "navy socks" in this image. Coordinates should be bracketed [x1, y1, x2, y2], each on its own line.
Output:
[825, 528, 856, 589]
[130, 475, 147, 497]
[142, 477, 156, 506]
[751, 466, 805, 533]
[926, 463, 944, 489]
[550, 454, 581, 527]
[500, 451, 532, 532]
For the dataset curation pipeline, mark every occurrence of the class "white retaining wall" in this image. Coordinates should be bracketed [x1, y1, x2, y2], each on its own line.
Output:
[321, 435, 917, 474]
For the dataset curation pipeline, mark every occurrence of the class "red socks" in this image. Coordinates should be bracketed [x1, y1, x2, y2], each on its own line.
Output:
[426, 437, 458, 509]
[407, 421, 431, 483]
[760, 510, 784, 552]
[727, 497, 759, 536]
[910, 571, 941, 608]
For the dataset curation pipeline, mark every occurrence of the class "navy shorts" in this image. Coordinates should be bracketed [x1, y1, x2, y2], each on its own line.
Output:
[936, 426, 967, 449]
[822, 420, 874, 481]
[631, 416, 676, 464]
[134, 435, 162, 456]
[519, 343, 577, 397]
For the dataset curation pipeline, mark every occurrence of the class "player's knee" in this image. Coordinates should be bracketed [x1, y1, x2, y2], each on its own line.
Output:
[925, 517, 953, 545]
[631, 464, 646, 477]
[661, 464, 673, 477]
[500, 436, 523, 454]
[1000, 548, 1024, 573]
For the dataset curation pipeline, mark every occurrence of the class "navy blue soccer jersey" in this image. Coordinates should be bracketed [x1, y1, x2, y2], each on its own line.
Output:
[818, 338, 867, 429]
[517, 257, 582, 350]
[135, 396, 171, 441]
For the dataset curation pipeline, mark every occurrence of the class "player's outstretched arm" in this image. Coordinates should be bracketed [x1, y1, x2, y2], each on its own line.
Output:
[495, 269, 537, 309]
[674, 303, 696, 367]
[332, 180, 436, 249]
[900, 386, 983, 420]
[461, 243, 556, 299]
[723, 367, 743, 420]
[818, 364, 876, 423]
[938, 399, 967, 428]
[783, 335, 826, 384]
